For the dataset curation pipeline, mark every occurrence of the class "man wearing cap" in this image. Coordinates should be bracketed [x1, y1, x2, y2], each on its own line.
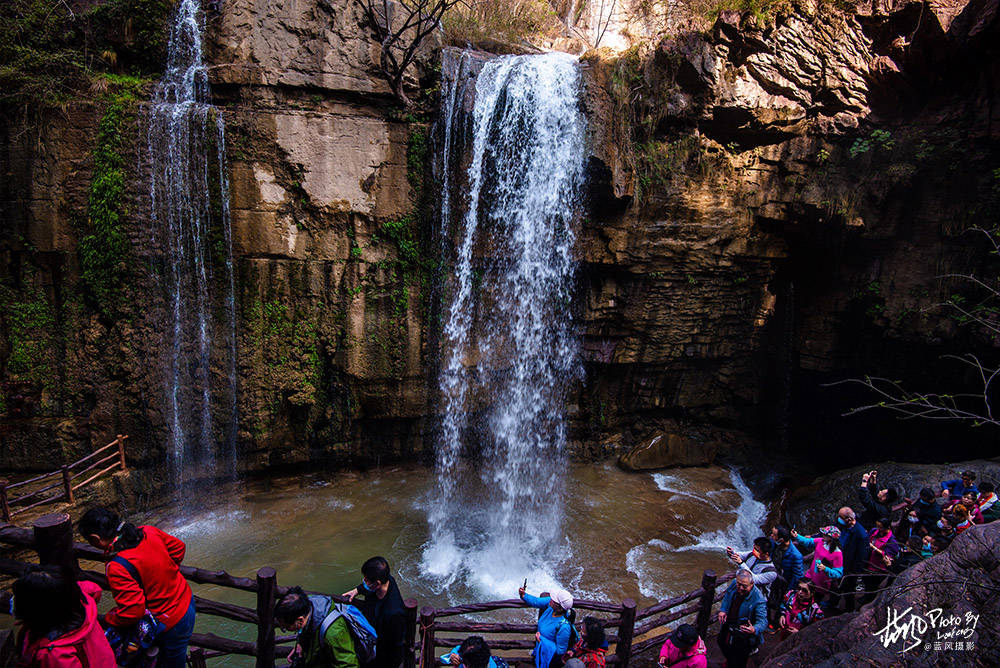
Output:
[657, 624, 707, 668]
[518, 585, 575, 668]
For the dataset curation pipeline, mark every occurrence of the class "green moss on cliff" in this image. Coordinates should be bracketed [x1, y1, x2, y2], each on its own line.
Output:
[0, 283, 57, 405]
[79, 75, 143, 318]
[244, 298, 323, 432]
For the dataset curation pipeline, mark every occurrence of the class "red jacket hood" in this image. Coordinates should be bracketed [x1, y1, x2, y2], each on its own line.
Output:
[21, 581, 103, 654]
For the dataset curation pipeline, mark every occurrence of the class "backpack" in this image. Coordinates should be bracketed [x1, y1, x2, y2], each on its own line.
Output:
[106, 556, 165, 668]
[766, 573, 788, 613]
[320, 604, 378, 665]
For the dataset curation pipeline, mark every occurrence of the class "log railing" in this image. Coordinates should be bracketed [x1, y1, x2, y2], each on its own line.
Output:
[0, 435, 128, 521]
[0, 493, 918, 666]
[0, 514, 756, 668]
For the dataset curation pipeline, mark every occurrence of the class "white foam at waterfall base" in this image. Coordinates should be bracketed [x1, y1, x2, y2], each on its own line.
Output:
[625, 539, 675, 599]
[667, 469, 766, 553]
[167, 509, 251, 540]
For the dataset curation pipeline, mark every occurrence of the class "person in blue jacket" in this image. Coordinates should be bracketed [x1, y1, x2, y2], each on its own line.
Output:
[941, 470, 978, 499]
[518, 584, 574, 668]
[769, 526, 804, 590]
[716, 570, 767, 668]
[834, 507, 869, 612]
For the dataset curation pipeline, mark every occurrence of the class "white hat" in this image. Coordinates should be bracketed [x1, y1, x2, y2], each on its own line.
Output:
[550, 588, 573, 610]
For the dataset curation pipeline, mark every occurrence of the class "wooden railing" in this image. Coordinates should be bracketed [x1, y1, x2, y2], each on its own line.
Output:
[0, 515, 416, 668]
[0, 513, 721, 668]
[0, 435, 128, 521]
[0, 494, 922, 666]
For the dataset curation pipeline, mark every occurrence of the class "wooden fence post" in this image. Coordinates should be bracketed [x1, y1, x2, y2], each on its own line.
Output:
[256, 567, 277, 668]
[0, 480, 10, 522]
[60, 466, 74, 504]
[695, 570, 717, 640]
[117, 435, 127, 471]
[419, 607, 436, 668]
[33, 513, 79, 573]
[189, 648, 207, 668]
[615, 598, 637, 668]
[404, 598, 418, 668]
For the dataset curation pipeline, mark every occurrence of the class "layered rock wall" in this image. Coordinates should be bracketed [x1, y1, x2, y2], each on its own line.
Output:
[1, 0, 998, 476]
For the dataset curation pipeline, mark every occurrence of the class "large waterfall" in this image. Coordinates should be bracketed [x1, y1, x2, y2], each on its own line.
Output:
[423, 51, 587, 596]
[148, 0, 237, 481]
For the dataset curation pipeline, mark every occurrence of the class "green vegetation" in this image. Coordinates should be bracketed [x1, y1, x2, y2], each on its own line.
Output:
[851, 280, 886, 320]
[244, 298, 322, 426]
[0, 283, 58, 406]
[407, 125, 429, 197]
[635, 135, 730, 201]
[0, 0, 173, 110]
[850, 129, 895, 158]
[697, 0, 791, 24]
[78, 74, 144, 318]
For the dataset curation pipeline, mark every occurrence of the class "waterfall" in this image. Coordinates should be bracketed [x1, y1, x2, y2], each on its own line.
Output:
[423, 51, 586, 596]
[148, 0, 237, 481]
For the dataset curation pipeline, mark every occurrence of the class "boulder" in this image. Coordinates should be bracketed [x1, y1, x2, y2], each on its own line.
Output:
[618, 431, 718, 470]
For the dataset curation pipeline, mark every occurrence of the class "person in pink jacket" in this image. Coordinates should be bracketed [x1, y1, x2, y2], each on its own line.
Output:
[791, 526, 844, 603]
[657, 624, 707, 668]
[13, 566, 115, 667]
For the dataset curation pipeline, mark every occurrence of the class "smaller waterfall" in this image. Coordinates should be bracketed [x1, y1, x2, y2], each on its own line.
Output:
[148, 0, 237, 481]
[424, 51, 587, 596]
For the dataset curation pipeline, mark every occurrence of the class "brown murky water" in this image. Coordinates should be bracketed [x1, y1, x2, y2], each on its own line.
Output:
[137, 462, 763, 666]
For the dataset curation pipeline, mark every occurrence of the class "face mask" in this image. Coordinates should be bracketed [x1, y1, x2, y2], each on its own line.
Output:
[936, 520, 946, 529]
[836, 517, 846, 526]
[361, 581, 373, 593]
[908, 516, 919, 524]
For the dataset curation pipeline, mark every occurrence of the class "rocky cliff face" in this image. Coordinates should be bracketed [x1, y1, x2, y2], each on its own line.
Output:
[574, 0, 1000, 467]
[1, 0, 998, 477]
[0, 0, 438, 474]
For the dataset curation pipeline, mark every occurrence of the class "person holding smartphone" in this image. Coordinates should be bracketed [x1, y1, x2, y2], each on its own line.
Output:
[716, 570, 766, 668]
[518, 583, 575, 668]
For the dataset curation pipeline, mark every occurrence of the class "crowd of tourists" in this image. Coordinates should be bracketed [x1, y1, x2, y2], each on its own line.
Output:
[8, 467, 997, 668]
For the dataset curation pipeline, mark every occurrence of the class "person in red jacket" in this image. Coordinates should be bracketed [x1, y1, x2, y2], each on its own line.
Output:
[13, 565, 116, 667]
[79, 508, 195, 668]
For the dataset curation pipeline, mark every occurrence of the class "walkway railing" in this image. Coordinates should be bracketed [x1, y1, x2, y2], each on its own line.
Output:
[0, 495, 918, 666]
[0, 435, 128, 521]
[0, 513, 723, 668]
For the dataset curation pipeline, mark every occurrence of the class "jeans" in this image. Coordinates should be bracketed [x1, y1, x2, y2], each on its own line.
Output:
[158, 599, 196, 668]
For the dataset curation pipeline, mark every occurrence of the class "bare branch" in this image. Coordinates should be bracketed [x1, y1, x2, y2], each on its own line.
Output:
[356, 0, 461, 106]
[594, 0, 617, 49]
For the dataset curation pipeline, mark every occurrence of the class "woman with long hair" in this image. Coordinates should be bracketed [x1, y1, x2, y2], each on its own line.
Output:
[78, 508, 195, 668]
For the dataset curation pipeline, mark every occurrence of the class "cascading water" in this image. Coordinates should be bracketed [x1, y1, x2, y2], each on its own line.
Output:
[423, 51, 587, 596]
[148, 0, 238, 482]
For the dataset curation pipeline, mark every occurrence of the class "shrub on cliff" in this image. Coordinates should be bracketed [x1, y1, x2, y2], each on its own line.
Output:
[0, 0, 173, 112]
[442, 0, 564, 48]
